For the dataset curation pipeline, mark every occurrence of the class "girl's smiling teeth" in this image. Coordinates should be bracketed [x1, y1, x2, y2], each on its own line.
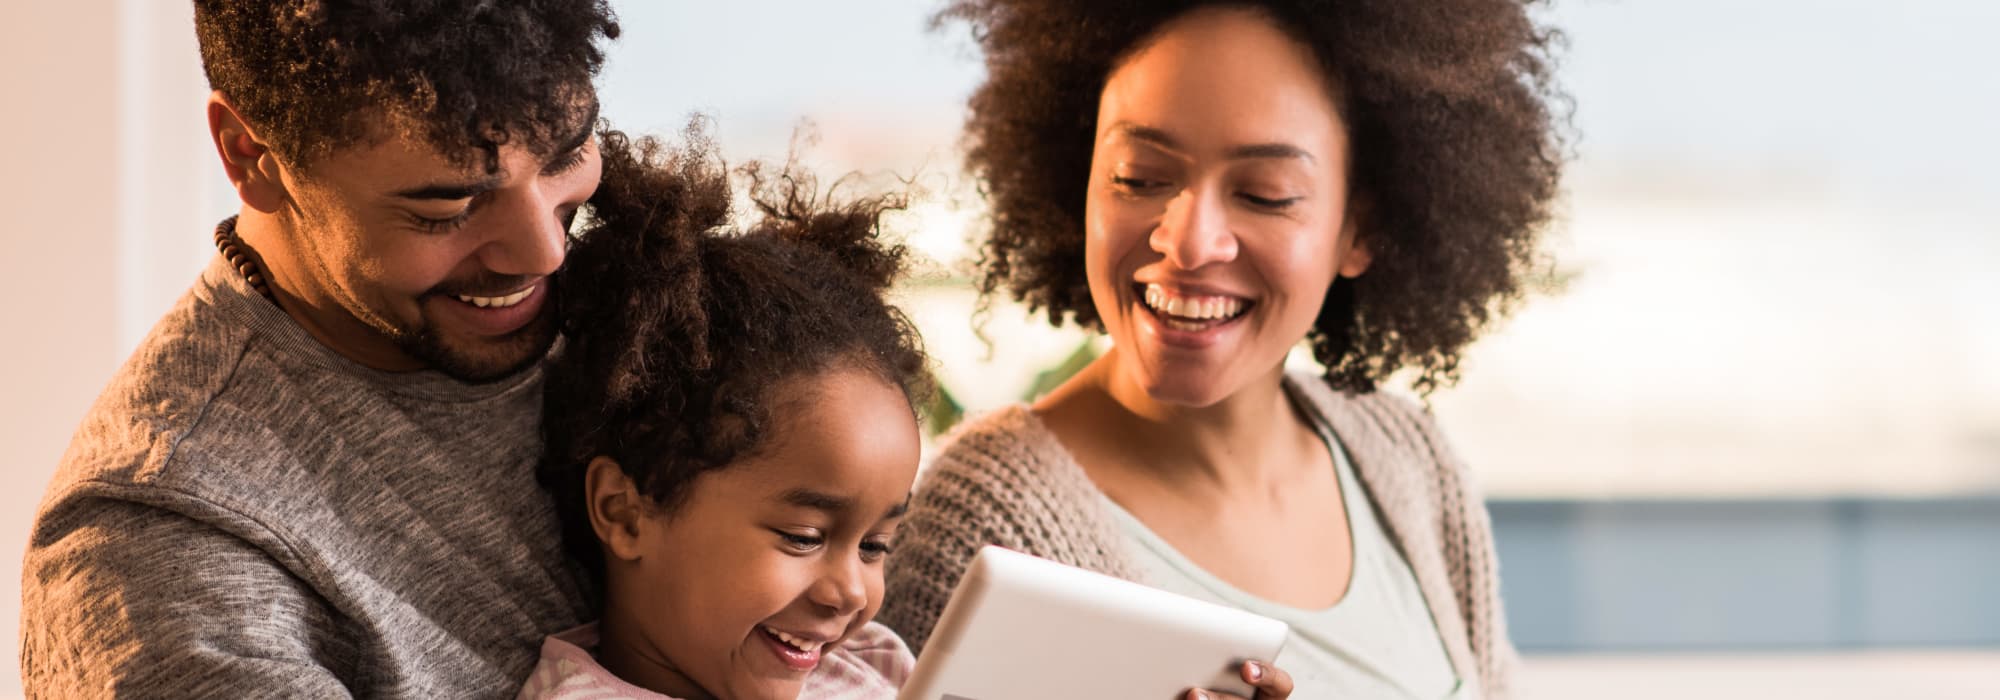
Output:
[762, 626, 827, 654]
[454, 286, 534, 309]
[758, 625, 832, 672]
[1139, 282, 1251, 330]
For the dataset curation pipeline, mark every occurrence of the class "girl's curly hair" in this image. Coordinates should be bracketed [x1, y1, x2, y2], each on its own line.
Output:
[539, 128, 931, 577]
[943, 0, 1567, 393]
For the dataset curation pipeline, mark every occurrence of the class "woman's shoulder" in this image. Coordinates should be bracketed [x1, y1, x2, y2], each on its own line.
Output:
[1283, 370, 1458, 471]
[1282, 370, 1487, 531]
[886, 404, 1138, 653]
[913, 403, 1143, 565]
[930, 404, 1061, 463]
[921, 404, 1096, 503]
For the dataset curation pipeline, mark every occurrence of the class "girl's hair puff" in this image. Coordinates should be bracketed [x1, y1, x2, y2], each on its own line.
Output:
[540, 127, 931, 580]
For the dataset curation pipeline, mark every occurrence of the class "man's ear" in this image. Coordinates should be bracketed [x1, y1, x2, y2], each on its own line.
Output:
[206, 92, 290, 213]
[585, 456, 650, 563]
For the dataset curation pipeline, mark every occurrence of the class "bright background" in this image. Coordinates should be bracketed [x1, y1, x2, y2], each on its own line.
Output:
[3, 1, 1996, 697]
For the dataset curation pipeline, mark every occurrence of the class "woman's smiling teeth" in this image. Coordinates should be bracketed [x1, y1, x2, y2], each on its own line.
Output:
[455, 287, 533, 309]
[1142, 283, 1248, 329]
[764, 626, 825, 653]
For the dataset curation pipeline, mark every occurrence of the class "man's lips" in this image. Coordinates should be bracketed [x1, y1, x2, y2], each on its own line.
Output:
[452, 287, 536, 309]
[427, 280, 548, 337]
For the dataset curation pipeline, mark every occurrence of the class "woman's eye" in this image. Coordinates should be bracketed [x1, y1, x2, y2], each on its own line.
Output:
[1238, 192, 1303, 211]
[1110, 175, 1167, 193]
[776, 530, 824, 553]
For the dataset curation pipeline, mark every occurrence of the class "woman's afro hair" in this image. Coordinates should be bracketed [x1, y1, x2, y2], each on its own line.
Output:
[944, 0, 1567, 393]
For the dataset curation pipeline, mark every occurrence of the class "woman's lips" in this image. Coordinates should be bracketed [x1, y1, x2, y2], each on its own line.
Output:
[1132, 282, 1253, 348]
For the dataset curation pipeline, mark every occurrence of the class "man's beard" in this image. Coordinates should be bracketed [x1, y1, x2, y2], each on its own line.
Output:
[378, 282, 562, 384]
[388, 309, 559, 383]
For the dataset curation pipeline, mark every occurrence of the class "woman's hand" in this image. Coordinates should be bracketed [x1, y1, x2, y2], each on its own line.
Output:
[1185, 660, 1295, 700]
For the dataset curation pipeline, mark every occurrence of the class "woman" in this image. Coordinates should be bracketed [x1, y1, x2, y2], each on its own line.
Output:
[882, 1, 1563, 698]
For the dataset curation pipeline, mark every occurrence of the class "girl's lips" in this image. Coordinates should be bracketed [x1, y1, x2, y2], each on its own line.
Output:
[757, 626, 824, 672]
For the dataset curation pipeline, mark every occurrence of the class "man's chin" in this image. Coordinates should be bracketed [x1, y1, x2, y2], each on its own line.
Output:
[400, 320, 559, 384]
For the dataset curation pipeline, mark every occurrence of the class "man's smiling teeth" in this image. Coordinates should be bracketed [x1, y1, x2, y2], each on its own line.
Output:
[1143, 283, 1245, 321]
[765, 627, 825, 653]
[455, 288, 533, 309]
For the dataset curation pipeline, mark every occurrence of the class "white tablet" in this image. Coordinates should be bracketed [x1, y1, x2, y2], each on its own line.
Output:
[898, 545, 1289, 700]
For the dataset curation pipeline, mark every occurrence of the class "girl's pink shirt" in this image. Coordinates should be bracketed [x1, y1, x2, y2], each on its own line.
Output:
[516, 621, 914, 700]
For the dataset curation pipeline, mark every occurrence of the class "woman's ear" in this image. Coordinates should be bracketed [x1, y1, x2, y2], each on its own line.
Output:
[1336, 197, 1374, 279]
[585, 456, 649, 562]
[206, 91, 290, 213]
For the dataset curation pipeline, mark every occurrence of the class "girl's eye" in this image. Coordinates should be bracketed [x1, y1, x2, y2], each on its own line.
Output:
[776, 530, 824, 553]
[859, 538, 894, 562]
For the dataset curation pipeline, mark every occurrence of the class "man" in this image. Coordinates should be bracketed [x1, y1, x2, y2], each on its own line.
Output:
[22, 1, 620, 695]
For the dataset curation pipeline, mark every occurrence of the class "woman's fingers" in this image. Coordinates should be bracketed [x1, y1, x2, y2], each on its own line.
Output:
[1183, 660, 1295, 700]
[1243, 659, 1295, 699]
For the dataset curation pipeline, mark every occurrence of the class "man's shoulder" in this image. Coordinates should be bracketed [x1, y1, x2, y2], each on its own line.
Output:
[44, 289, 326, 525]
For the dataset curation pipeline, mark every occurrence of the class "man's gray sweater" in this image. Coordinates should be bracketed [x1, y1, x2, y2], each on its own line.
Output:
[21, 254, 591, 698]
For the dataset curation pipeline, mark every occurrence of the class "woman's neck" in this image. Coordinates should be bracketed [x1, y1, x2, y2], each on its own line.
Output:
[1035, 348, 1313, 498]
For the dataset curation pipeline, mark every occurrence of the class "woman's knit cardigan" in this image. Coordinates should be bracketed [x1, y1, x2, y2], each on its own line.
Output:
[879, 372, 1519, 698]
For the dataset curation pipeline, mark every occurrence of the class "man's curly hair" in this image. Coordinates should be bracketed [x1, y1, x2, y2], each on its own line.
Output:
[943, 0, 1566, 394]
[193, 0, 620, 168]
[539, 128, 932, 578]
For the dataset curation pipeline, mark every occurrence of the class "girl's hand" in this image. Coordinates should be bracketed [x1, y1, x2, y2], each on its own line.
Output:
[1184, 660, 1295, 700]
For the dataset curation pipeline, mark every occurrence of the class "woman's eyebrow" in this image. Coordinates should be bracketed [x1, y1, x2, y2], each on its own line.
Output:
[1227, 142, 1315, 164]
[1107, 121, 1184, 155]
[1107, 121, 1314, 164]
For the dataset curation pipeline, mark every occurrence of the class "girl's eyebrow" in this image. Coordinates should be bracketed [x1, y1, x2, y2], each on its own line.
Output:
[777, 489, 910, 521]
[778, 488, 852, 515]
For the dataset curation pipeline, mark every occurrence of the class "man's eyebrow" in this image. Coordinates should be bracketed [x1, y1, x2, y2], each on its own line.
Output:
[391, 104, 600, 200]
[541, 103, 600, 171]
[778, 488, 854, 514]
[390, 177, 503, 201]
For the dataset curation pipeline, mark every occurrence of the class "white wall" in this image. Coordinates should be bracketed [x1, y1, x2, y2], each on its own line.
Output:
[0, 2, 218, 695]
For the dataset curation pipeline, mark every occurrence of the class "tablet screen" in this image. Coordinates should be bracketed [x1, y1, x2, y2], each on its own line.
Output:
[899, 546, 1289, 700]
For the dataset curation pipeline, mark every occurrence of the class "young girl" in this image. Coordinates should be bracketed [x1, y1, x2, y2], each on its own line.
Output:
[524, 130, 931, 700]
[522, 130, 1294, 700]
